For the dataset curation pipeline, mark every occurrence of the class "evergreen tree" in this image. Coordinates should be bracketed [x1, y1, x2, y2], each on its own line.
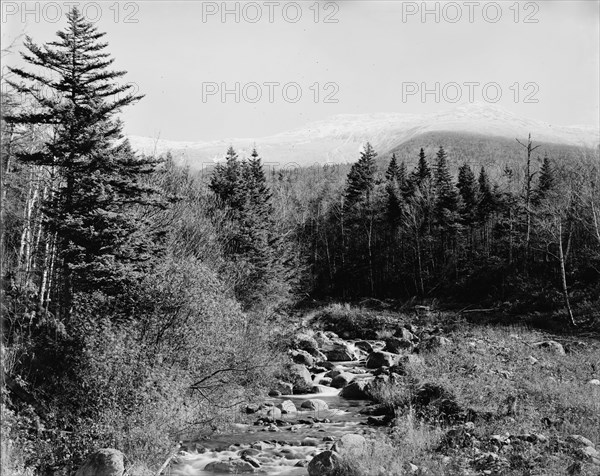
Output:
[345, 142, 377, 208]
[5, 8, 161, 318]
[433, 146, 458, 218]
[385, 154, 402, 224]
[534, 154, 555, 205]
[209, 146, 246, 210]
[457, 163, 478, 225]
[477, 166, 495, 221]
[409, 148, 431, 190]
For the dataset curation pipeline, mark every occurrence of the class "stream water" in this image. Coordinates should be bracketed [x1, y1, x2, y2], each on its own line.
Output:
[170, 340, 384, 475]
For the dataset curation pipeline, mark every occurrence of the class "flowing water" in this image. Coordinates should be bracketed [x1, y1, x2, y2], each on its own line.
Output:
[171, 341, 384, 475]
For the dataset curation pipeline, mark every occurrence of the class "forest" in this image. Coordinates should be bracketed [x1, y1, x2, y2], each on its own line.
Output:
[1, 9, 599, 476]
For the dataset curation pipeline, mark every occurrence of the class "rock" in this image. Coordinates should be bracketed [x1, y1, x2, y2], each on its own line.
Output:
[266, 407, 282, 420]
[567, 435, 595, 448]
[310, 385, 330, 394]
[302, 437, 320, 446]
[307, 450, 342, 476]
[241, 455, 261, 468]
[301, 399, 329, 411]
[204, 459, 257, 473]
[366, 351, 398, 368]
[290, 349, 315, 367]
[273, 380, 294, 395]
[314, 331, 334, 347]
[533, 340, 565, 355]
[422, 336, 451, 350]
[367, 415, 391, 426]
[325, 368, 343, 378]
[277, 400, 297, 414]
[75, 449, 124, 476]
[288, 364, 313, 394]
[528, 356, 539, 365]
[324, 343, 354, 362]
[319, 377, 332, 386]
[588, 379, 600, 386]
[319, 361, 337, 370]
[339, 380, 372, 400]
[330, 372, 355, 389]
[331, 433, 367, 455]
[355, 341, 374, 353]
[384, 337, 413, 353]
[294, 460, 308, 467]
[396, 327, 416, 341]
[294, 333, 321, 356]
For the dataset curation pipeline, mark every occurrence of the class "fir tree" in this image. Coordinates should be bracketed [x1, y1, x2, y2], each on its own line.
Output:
[534, 154, 555, 205]
[5, 8, 162, 318]
[477, 166, 496, 221]
[345, 142, 377, 208]
[457, 163, 478, 225]
[433, 146, 458, 218]
[385, 154, 402, 224]
[409, 148, 431, 190]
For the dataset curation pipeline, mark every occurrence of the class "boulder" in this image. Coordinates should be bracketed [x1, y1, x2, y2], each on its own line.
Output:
[331, 433, 367, 455]
[355, 341, 374, 353]
[204, 459, 257, 473]
[266, 407, 282, 420]
[366, 351, 398, 369]
[288, 364, 313, 394]
[533, 340, 565, 355]
[290, 350, 314, 367]
[273, 380, 293, 395]
[324, 343, 354, 362]
[301, 399, 329, 411]
[384, 337, 413, 353]
[307, 450, 342, 476]
[588, 379, 600, 386]
[294, 333, 321, 356]
[75, 449, 124, 476]
[330, 372, 355, 389]
[339, 380, 372, 400]
[277, 400, 297, 414]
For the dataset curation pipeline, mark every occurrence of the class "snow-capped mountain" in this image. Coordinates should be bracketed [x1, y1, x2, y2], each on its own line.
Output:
[128, 103, 599, 167]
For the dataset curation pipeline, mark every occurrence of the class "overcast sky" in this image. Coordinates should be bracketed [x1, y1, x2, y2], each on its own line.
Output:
[2, 1, 599, 141]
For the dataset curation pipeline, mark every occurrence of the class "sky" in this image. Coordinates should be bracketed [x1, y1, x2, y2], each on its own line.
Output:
[2, 1, 599, 141]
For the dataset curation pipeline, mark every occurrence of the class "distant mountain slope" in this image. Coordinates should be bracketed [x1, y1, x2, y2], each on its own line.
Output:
[384, 131, 599, 178]
[128, 103, 599, 169]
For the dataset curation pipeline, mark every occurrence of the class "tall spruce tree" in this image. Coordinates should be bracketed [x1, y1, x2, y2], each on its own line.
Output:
[433, 146, 458, 220]
[385, 154, 403, 224]
[534, 154, 555, 205]
[409, 148, 431, 190]
[457, 163, 478, 225]
[477, 166, 496, 221]
[5, 8, 161, 319]
[345, 142, 377, 208]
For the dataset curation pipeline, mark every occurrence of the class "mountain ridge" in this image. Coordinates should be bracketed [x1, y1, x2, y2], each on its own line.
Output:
[128, 103, 600, 167]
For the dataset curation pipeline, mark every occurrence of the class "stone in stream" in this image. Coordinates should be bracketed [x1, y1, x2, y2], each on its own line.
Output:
[266, 407, 282, 420]
[324, 343, 355, 362]
[354, 340, 374, 353]
[331, 433, 367, 455]
[204, 459, 257, 473]
[330, 372, 355, 389]
[288, 364, 313, 394]
[319, 377, 333, 386]
[290, 349, 315, 367]
[307, 450, 343, 476]
[301, 399, 329, 411]
[366, 350, 398, 369]
[75, 448, 124, 476]
[339, 380, 372, 400]
[277, 400, 297, 414]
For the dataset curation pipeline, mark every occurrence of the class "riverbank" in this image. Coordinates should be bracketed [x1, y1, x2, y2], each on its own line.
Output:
[165, 303, 600, 475]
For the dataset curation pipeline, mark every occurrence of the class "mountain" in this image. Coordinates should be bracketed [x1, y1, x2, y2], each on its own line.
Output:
[128, 103, 599, 169]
